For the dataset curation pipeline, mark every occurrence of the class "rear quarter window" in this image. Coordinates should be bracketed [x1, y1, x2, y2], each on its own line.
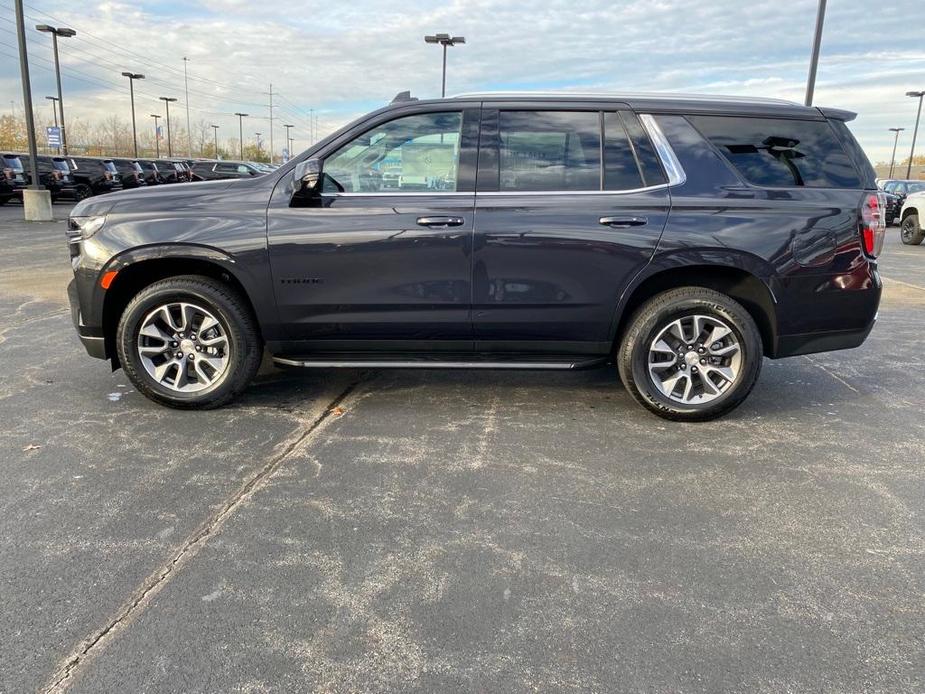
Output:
[688, 115, 862, 189]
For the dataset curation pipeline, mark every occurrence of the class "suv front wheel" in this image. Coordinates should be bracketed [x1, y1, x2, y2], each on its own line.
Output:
[618, 287, 763, 421]
[116, 275, 262, 409]
[901, 214, 924, 245]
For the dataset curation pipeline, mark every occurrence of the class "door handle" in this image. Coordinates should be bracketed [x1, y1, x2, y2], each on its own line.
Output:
[416, 216, 465, 228]
[599, 216, 648, 228]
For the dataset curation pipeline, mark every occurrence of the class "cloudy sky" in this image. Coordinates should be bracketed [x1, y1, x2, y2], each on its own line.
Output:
[1, 0, 923, 162]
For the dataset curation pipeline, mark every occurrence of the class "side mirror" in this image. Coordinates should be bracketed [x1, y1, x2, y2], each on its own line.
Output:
[293, 158, 321, 193]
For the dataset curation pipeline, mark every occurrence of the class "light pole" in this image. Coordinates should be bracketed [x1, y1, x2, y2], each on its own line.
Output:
[283, 123, 293, 159]
[182, 57, 192, 158]
[46, 95, 59, 152]
[35, 24, 75, 155]
[424, 33, 465, 97]
[234, 112, 248, 159]
[150, 114, 161, 157]
[255, 132, 262, 160]
[888, 127, 905, 179]
[905, 91, 924, 179]
[121, 72, 144, 157]
[210, 124, 219, 158]
[804, 0, 826, 106]
[15, 0, 41, 195]
[159, 96, 177, 157]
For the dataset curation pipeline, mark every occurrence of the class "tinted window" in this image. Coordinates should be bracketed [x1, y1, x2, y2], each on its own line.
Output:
[604, 112, 644, 190]
[324, 111, 461, 193]
[690, 115, 861, 188]
[498, 111, 600, 191]
[214, 163, 237, 173]
[2, 155, 24, 171]
[621, 113, 667, 186]
[52, 159, 69, 171]
[909, 182, 925, 194]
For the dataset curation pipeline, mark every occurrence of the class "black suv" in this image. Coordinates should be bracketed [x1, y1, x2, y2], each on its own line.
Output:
[881, 179, 925, 224]
[16, 154, 78, 201]
[109, 159, 148, 190]
[65, 92, 884, 420]
[190, 159, 266, 180]
[152, 159, 187, 184]
[1, 153, 28, 203]
[66, 157, 123, 199]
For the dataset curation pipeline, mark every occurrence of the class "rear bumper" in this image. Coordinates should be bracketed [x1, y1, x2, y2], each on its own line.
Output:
[774, 318, 877, 358]
[68, 278, 107, 360]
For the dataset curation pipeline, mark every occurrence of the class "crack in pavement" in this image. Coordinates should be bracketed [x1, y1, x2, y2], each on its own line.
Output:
[41, 379, 362, 693]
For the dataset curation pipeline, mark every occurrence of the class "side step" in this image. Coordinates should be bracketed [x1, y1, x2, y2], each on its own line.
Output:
[273, 353, 607, 370]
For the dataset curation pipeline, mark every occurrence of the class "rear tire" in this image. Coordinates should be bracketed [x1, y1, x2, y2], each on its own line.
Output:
[618, 287, 763, 421]
[73, 184, 92, 201]
[900, 214, 924, 245]
[116, 276, 262, 409]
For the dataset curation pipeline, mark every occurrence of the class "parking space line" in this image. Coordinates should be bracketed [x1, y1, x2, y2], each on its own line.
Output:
[41, 379, 362, 693]
[881, 276, 925, 292]
[802, 355, 860, 394]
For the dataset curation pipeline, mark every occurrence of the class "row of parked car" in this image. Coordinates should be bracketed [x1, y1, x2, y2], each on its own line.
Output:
[878, 177, 925, 245]
[0, 153, 278, 204]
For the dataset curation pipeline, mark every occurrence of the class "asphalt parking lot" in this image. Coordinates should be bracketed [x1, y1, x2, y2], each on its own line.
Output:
[1, 201, 923, 693]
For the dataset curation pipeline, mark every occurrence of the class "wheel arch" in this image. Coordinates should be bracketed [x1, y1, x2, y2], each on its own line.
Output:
[101, 249, 262, 367]
[613, 264, 778, 357]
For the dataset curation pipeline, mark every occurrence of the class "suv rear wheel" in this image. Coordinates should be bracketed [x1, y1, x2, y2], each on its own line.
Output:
[900, 214, 924, 245]
[116, 276, 262, 409]
[618, 287, 763, 421]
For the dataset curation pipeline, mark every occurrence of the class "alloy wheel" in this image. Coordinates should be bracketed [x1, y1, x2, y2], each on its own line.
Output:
[136, 301, 230, 393]
[647, 314, 743, 404]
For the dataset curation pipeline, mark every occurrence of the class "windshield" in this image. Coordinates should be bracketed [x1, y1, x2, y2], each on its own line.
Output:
[2, 155, 24, 172]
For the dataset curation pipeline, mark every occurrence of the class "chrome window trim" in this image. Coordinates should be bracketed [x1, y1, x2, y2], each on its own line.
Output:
[322, 184, 669, 199]
[638, 113, 686, 187]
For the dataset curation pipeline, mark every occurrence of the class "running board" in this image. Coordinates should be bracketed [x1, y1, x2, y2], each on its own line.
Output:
[273, 354, 606, 370]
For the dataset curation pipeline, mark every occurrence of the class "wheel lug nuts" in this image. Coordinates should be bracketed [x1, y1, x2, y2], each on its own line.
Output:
[700, 359, 706, 365]
[195, 345, 202, 351]
[188, 353, 195, 360]
[692, 367, 698, 373]
[698, 347, 705, 353]
[175, 351, 182, 358]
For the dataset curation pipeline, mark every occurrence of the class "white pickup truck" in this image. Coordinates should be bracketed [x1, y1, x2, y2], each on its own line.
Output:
[900, 191, 925, 245]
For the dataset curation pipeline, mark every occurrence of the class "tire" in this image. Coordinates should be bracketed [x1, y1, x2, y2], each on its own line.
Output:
[116, 275, 262, 409]
[900, 214, 924, 245]
[0, 196, 9, 206]
[618, 287, 763, 421]
[73, 184, 92, 201]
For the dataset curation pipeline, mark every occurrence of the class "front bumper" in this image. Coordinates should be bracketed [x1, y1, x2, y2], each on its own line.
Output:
[67, 278, 107, 360]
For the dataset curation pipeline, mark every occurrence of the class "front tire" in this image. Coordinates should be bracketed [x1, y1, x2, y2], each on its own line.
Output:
[618, 287, 763, 421]
[116, 276, 262, 409]
[900, 214, 924, 245]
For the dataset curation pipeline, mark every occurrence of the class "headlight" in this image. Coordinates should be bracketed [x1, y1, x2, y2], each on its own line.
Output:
[67, 215, 106, 240]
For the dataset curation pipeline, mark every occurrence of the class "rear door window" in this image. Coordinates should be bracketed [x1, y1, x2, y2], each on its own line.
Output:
[604, 112, 646, 190]
[498, 111, 600, 191]
[689, 115, 861, 188]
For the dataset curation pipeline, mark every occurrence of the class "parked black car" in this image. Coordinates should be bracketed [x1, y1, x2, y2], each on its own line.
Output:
[15, 154, 79, 201]
[152, 159, 188, 184]
[66, 157, 123, 199]
[134, 159, 166, 185]
[189, 159, 267, 180]
[65, 92, 883, 420]
[880, 179, 925, 224]
[1, 153, 28, 203]
[109, 159, 148, 190]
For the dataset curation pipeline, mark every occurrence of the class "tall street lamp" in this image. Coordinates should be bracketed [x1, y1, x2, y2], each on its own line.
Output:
[255, 132, 262, 160]
[234, 112, 248, 159]
[121, 72, 144, 157]
[888, 127, 905, 178]
[210, 124, 219, 158]
[804, 0, 827, 106]
[35, 23, 75, 155]
[182, 57, 192, 158]
[159, 96, 177, 157]
[905, 91, 925, 179]
[424, 33, 465, 97]
[150, 114, 161, 157]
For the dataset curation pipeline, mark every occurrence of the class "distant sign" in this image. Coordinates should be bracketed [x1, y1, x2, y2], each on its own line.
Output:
[46, 126, 61, 148]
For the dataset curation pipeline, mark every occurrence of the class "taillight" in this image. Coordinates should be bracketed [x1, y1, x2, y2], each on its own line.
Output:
[860, 192, 886, 259]
[2, 167, 12, 180]
[53, 170, 62, 180]
[104, 171, 112, 180]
